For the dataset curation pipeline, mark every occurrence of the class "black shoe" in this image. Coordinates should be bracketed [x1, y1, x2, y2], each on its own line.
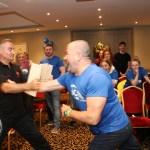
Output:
[69, 121, 76, 128]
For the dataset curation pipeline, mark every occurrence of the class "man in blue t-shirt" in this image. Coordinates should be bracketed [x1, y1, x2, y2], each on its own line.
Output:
[40, 44, 65, 133]
[37, 40, 140, 149]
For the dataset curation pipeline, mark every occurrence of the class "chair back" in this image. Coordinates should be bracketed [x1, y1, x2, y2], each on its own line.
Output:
[121, 86, 145, 115]
[118, 75, 126, 82]
[142, 73, 150, 83]
[36, 92, 45, 99]
[143, 81, 150, 105]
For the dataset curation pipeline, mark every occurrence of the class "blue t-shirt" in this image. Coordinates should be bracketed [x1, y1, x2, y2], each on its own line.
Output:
[57, 64, 129, 134]
[124, 67, 147, 88]
[109, 66, 118, 81]
[40, 56, 64, 79]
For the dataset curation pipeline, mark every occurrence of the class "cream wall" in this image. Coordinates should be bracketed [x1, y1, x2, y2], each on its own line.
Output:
[0, 30, 71, 64]
[133, 26, 150, 71]
[0, 26, 150, 70]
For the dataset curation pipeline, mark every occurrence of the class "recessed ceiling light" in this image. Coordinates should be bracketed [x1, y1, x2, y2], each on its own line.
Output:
[100, 23, 103, 26]
[10, 30, 13, 33]
[47, 12, 50, 16]
[135, 21, 138, 24]
[98, 8, 101, 11]
[99, 16, 102, 19]
[65, 25, 68, 28]
[56, 19, 59, 22]
[37, 28, 39, 31]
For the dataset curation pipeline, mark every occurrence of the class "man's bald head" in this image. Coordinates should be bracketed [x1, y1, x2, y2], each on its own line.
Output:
[68, 40, 91, 58]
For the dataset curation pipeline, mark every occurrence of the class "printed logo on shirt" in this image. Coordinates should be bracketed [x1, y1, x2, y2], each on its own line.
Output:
[70, 84, 85, 102]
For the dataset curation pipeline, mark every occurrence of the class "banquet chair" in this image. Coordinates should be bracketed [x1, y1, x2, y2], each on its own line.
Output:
[121, 86, 150, 128]
[142, 73, 150, 83]
[33, 92, 46, 128]
[143, 81, 150, 117]
[8, 128, 15, 150]
[118, 75, 126, 82]
[117, 79, 126, 102]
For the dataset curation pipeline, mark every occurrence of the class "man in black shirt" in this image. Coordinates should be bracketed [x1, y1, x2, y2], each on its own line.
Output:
[0, 39, 51, 149]
[114, 41, 131, 77]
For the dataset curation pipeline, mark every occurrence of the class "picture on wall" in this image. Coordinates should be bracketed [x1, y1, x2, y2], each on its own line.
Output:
[14, 43, 28, 62]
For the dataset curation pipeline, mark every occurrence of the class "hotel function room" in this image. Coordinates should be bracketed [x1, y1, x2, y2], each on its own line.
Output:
[0, 0, 150, 149]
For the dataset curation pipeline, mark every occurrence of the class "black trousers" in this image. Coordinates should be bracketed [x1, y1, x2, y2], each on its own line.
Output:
[88, 123, 141, 150]
[0, 113, 52, 150]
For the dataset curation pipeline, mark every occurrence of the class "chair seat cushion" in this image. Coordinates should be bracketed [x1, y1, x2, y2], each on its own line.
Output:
[36, 92, 45, 98]
[130, 116, 150, 127]
[33, 102, 46, 109]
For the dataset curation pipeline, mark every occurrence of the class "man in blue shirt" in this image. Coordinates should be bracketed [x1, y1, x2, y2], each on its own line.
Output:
[40, 44, 65, 133]
[37, 40, 140, 149]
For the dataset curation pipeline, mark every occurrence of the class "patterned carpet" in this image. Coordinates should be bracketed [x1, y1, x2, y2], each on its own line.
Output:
[1, 110, 150, 150]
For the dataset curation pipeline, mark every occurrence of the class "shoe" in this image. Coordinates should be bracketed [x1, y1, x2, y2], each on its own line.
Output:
[69, 121, 76, 128]
[47, 121, 54, 126]
[51, 127, 60, 134]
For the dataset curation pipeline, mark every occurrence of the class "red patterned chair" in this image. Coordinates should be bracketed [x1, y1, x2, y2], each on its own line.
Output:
[121, 86, 150, 128]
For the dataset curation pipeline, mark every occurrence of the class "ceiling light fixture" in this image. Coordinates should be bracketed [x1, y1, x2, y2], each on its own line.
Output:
[135, 21, 138, 24]
[98, 8, 101, 11]
[100, 23, 103, 26]
[10, 30, 13, 33]
[47, 12, 50, 16]
[65, 25, 68, 28]
[99, 16, 102, 19]
[56, 19, 59, 22]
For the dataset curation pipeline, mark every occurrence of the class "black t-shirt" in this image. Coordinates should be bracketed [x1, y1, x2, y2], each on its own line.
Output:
[0, 62, 27, 120]
[113, 52, 131, 75]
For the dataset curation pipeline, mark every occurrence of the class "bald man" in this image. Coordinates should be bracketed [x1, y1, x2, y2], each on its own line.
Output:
[35, 40, 140, 150]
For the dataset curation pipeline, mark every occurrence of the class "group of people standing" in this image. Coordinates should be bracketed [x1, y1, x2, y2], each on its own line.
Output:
[1, 38, 149, 150]
[94, 41, 150, 89]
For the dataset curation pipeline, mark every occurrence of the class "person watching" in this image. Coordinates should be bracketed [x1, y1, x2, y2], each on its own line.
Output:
[40, 44, 65, 134]
[100, 58, 118, 87]
[114, 41, 131, 77]
[124, 57, 150, 88]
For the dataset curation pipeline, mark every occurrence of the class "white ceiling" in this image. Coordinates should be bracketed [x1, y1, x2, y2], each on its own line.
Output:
[0, 0, 150, 34]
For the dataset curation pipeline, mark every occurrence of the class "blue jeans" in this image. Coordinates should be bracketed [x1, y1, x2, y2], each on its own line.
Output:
[88, 123, 141, 150]
[45, 91, 60, 128]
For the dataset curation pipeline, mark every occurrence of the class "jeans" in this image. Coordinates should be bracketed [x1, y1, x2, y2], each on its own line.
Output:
[88, 123, 141, 150]
[0, 113, 51, 150]
[45, 90, 60, 128]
